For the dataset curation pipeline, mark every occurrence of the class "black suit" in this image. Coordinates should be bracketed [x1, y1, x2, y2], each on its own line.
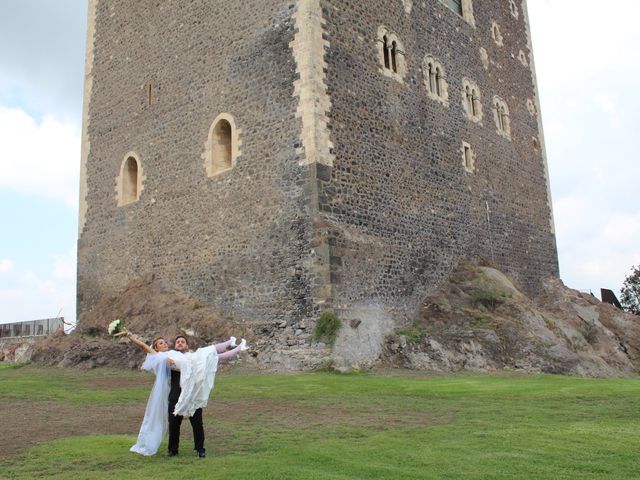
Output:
[168, 369, 204, 454]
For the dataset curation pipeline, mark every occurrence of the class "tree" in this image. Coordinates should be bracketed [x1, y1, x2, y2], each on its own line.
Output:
[620, 265, 640, 315]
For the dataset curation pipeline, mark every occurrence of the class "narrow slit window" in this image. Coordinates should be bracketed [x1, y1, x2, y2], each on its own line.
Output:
[391, 41, 398, 73]
[383, 36, 390, 70]
[213, 120, 232, 171]
[122, 156, 139, 204]
[470, 89, 477, 116]
[428, 63, 436, 93]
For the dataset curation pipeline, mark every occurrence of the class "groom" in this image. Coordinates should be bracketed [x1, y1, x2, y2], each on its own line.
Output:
[167, 335, 206, 458]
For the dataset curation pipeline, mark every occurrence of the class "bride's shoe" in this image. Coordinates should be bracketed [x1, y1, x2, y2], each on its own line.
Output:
[229, 336, 237, 348]
[239, 338, 248, 351]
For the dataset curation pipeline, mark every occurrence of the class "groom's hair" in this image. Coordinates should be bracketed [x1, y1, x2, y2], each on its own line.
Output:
[174, 335, 188, 345]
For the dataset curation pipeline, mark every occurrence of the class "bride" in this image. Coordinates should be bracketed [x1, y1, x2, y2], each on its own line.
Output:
[123, 331, 247, 456]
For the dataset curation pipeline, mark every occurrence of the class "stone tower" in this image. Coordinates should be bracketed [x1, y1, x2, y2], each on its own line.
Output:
[78, 0, 558, 348]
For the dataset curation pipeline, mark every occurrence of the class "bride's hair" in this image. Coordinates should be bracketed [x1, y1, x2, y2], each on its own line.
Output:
[151, 337, 165, 350]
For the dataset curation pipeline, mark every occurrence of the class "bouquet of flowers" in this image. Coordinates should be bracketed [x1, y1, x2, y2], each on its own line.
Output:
[108, 319, 126, 337]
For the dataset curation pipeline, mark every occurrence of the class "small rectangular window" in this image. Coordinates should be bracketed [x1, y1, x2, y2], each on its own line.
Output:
[441, 0, 463, 16]
[462, 142, 475, 173]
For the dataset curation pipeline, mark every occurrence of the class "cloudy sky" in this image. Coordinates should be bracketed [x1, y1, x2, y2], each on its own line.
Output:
[0, 0, 639, 325]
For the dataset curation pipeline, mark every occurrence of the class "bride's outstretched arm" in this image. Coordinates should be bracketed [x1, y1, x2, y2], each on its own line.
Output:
[125, 331, 157, 355]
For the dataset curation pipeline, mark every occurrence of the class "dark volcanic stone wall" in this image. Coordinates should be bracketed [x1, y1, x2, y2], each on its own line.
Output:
[318, 0, 558, 320]
[79, 0, 559, 332]
[78, 0, 314, 322]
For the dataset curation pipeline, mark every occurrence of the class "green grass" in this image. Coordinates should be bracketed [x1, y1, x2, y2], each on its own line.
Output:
[0, 363, 149, 405]
[1, 365, 639, 479]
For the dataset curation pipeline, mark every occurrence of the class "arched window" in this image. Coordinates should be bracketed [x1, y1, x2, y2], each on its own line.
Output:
[117, 153, 144, 206]
[493, 96, 511, 139]
[203, 113, 241, 177]
[213, 120, 232, 169]
[462, 78, 482, 122]
[509, 0, 519, 19]
[423, 55, 449, 105]
[377, 27, 406, 82]
[464, 86, 479, 116]
[122, 157, 138, 202]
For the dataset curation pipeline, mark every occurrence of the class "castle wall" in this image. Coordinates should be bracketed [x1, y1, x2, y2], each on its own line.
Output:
[79, 0, 559, 335]
[78, 0, 318, 322]
[317, 0, 558, 322]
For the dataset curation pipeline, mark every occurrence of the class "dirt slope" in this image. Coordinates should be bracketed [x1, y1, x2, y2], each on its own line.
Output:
[30, 274, 250, 368]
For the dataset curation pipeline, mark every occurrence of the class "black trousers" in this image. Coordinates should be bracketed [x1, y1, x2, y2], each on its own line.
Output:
[168, 396, 204, 453]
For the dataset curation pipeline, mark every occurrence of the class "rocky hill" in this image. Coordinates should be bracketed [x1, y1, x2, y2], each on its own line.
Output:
[4, 264, 639, 377]
[381, 263, 640, 376]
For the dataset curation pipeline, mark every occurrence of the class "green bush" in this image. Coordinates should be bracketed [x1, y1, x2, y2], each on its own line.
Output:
[312, 358, 337, 372]
[581, 321, 598, 345]
[472, 285, 506, 310]
[313, 311, 342, 345]
[396, 327, 423, 343]
[470, 312, 493, 327]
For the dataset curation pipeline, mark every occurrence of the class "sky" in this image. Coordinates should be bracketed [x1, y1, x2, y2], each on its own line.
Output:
[0, 0, 639, 325]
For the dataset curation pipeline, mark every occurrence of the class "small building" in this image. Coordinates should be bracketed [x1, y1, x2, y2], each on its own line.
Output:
[0, 318, 65, 339]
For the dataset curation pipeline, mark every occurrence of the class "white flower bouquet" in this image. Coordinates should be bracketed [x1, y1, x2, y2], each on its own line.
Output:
[108, 319, 125, 336]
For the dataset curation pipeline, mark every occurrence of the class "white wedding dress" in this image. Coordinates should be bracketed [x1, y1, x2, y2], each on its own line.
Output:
[130, 346, 219, 456]
[129, 351, 170, 456]
[168, 345, 219, 417]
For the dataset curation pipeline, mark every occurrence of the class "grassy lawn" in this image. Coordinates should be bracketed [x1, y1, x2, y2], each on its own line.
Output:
[0, 364, 638, 479]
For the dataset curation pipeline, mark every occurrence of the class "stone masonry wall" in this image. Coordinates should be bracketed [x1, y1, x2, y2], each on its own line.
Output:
[78, 0, 319, 324]
[79, 0, 558, 342]
[317, 0, 558, 324]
